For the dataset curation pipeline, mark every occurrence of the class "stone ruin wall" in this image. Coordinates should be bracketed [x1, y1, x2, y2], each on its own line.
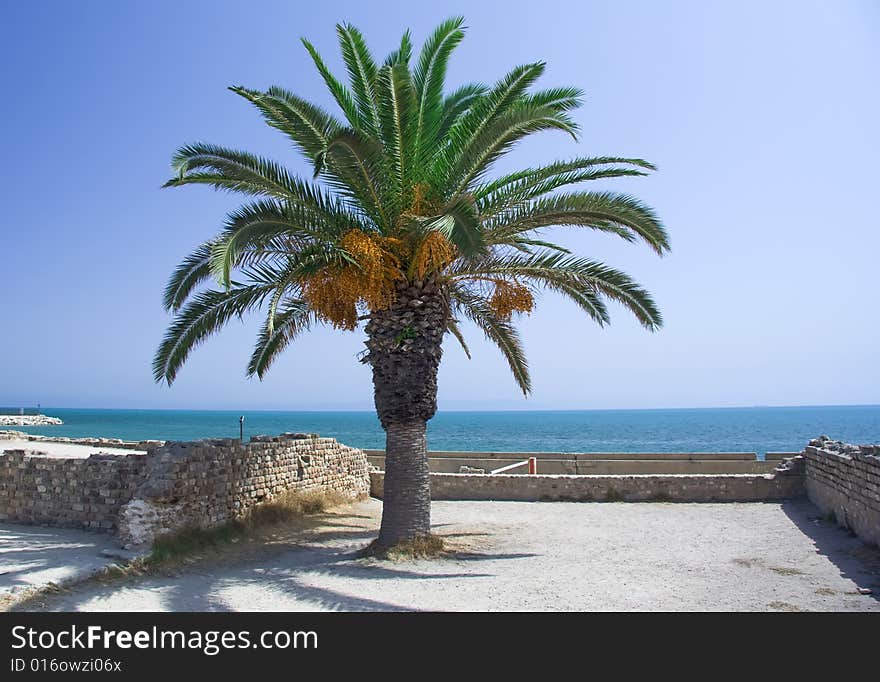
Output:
[0, 450, 146, 531]
[803, 436, 880, 546]
[0, 433, 371, 548]
[118, 434, 371, 548]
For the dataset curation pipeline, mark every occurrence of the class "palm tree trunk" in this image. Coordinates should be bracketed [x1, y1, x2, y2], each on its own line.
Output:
[364, 274, 448, 550]
[377, 419, 430, 546]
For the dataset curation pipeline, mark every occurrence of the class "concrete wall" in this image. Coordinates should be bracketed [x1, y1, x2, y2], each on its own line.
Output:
[803, 437, 880, 546]
[366, 453, 777, 475]
[370, 458, 805, 502]
[765, 452, 802, 461]
[365, 449, 778, 475]
[365, 449, 761, 461]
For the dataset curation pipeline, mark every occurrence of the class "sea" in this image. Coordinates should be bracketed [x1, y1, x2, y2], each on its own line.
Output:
[6, 405, 879, 457]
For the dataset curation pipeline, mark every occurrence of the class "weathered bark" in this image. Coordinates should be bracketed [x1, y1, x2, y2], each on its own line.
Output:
[364, 274, 448, 547]
[377, 420, 430, 546]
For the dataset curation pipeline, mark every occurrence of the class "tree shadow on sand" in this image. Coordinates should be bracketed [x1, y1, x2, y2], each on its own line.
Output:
[11, 510, 538, 612]
[0, 525, 116, 597]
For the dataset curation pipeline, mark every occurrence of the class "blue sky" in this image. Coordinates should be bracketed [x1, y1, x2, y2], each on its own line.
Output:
[2, 0, 878, 411]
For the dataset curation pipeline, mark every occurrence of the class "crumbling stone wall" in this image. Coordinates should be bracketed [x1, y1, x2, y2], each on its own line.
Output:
[803, 436, 880, 546]
[0, 433, 371, 547]
[0, 450, 146, 530]
[117, 434, 370, 548]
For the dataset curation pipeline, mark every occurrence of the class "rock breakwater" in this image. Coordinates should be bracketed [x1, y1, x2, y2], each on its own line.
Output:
[0, 415, 63, 427]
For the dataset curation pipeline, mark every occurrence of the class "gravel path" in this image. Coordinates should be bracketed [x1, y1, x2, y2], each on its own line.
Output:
[12, 499, 880, 612]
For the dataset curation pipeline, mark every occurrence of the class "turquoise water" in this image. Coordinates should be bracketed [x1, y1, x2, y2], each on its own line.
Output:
[8, 405, 879, 456]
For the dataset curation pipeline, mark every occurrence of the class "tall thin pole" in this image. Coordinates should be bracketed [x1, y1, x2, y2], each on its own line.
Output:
[239, 415, 244, 442]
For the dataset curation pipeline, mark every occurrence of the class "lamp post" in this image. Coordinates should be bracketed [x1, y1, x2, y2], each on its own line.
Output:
[239, 415, 245, 442]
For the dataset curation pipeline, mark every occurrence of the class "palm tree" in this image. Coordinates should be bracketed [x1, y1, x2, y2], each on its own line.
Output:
[154, 17, 669, 550]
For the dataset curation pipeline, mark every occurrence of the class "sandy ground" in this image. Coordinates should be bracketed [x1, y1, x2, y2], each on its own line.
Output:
[7, 499, 880, 612]
[0, 525, 120, 606]
[0, 439, 144, 458]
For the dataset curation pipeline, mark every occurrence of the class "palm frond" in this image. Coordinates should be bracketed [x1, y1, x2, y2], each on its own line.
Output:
[445, 316, 471, 359]
[376, 64, 417, 198]
[164, 143, 306, 199]
[300, 39, 361, 127]
[153, 284, 274, 385]
[163, 240, 216, 312]
[228, 87, 340, 160]
[475, 156, 656, 215]
[449, 104, 579, 194]
[454, 250, 662, 329]
[208, 199, 359, 287]
[484, 191, 670, 255]
[336, 23, 381, 134]
[439, 62, 546, 189]
[247, 300, 314, 378]
[450, 285, 531, 394]
[413, 16, 465, 162]
[383, 30, 413, 67]
[437, 83, 488, 140]
[517, 86, 584, 112]
[448, 62, 546, 142]
[426, 195, 486, 257]
[510, 237, 572, 254]
[316, 128, 390, 229]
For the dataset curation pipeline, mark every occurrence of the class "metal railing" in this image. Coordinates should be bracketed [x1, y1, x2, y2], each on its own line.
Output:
[490, 457, 538, 475]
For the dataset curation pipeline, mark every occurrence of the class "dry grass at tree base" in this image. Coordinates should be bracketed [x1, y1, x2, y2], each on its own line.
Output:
[136, 490, 352, 571]
[157, 490, 456, 564]
[360, 534, 448, 560]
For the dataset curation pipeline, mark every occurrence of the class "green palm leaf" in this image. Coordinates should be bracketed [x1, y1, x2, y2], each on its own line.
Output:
[450, 285, 531, 394]
[455, 250, 662, 329]
[413, 16, 465, 162]
[485, 191, 670, 255]
[299, 40, 361, 127]
[383, 30, 413, 67]
[228, 86, 339, 160]
[316, 128, 390, 229]
[248, 301, 314, 378]
[153, 284, 274, 385]
[445, 316, 472, 359]
[164, 143, 306, 198]
[376, 63, 417, 198]
[475, 156, 656, 215]
[438, 83, 488, 139]
[336, 23, 381, 134]
[157, 17, 668, 396]
[449, 104, 579, 194]
[439, 62, 546, 189]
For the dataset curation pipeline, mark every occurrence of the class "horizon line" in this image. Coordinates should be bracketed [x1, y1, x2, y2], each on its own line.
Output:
[12, 402, 880, 414]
